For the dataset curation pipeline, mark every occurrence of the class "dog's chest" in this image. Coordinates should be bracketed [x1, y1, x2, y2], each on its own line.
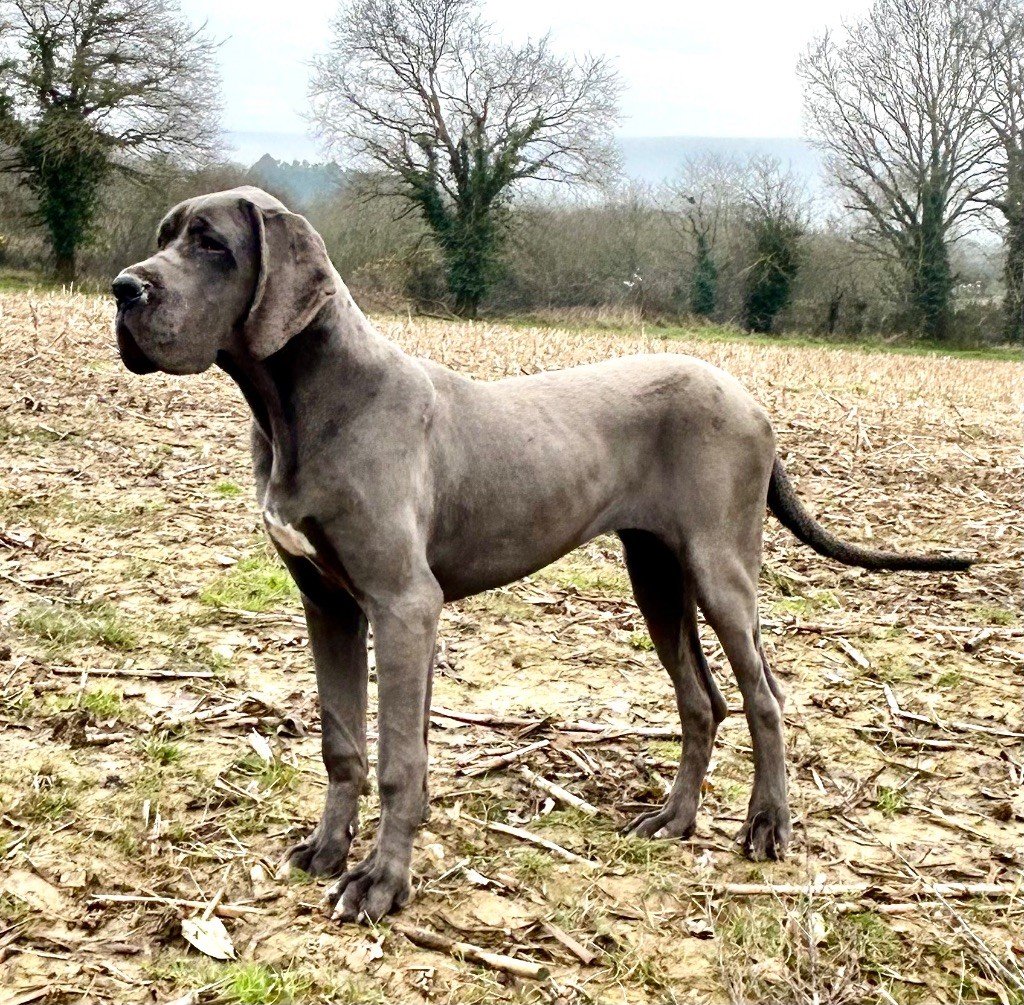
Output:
[263, 509, 317, 559]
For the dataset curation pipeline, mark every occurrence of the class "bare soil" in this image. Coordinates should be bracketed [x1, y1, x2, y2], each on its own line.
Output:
[1, 291, 1021, 1004]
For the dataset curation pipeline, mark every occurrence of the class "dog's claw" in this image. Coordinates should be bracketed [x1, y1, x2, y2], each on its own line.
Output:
[324, 851, 410, 924]
[624, 803, 697, 840]
[285, 827, 352, 878]
[737, 804, 791, 861]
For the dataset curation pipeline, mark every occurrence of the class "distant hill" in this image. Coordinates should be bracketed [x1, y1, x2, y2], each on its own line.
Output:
[227, 131, 827, 200]
[246, 153, 347, 206]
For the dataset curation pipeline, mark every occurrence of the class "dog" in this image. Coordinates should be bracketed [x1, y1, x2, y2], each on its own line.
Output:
[112, 186, 972, 923]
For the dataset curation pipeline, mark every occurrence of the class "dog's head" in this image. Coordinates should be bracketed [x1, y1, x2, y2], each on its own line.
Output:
[112, 186, 336, 375]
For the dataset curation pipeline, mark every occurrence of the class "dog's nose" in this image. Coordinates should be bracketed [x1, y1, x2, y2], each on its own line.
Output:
[112, 273, 147, 306]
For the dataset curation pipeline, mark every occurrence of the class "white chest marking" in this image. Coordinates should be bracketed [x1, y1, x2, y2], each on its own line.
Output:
[263, 510, 317, 559]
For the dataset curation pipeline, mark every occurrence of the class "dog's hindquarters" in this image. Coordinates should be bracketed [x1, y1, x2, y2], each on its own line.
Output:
[621, 384, 793, 856]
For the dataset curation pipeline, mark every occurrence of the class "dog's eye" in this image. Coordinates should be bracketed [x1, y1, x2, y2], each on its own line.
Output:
[196, 233, 226, 254]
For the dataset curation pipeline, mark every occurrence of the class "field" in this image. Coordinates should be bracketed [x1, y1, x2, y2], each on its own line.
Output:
[0, 289, 1021, 1005]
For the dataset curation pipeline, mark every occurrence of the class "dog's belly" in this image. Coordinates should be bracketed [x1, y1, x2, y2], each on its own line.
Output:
[427, 435, 645, 601]
[431, 518, 618, 601]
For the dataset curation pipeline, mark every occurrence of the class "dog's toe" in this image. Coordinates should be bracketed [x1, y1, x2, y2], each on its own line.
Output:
[286, 832, 350, 878]
[325, 851, 410, 924]
[625, 804, 697, 840]
[738, 805, 791, 861]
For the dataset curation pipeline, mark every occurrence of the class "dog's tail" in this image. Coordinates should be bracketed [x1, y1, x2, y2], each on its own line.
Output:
[767, 456, 973, 572]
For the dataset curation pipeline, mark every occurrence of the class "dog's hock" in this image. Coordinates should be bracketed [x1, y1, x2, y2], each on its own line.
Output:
[264, 510, 317, 559]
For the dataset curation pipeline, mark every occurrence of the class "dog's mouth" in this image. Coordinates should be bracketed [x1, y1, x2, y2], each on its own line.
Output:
[116, 313, 160, 375]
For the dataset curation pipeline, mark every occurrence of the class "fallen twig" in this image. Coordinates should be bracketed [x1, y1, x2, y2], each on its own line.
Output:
[49, 666, 219, 680]
[540, 919, 598, 964]
[882, 684, 1024, 739]
[391, 920, 550, 981]
[519, 766, 599, 816]
[707, 881, 1012, 899]
[88, 893, 265, 918]
[460, 740, 549, 777]
[464, 814, 598, 867]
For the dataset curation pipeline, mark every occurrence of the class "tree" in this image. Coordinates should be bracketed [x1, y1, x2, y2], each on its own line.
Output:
[0, 0, 220, 281]
[798, 0, 995, 341]
[975, 0, 1024, 343]
[668, 155, 743, 319]
[309, 0, 620, 317]
[741, 158, 805, 334]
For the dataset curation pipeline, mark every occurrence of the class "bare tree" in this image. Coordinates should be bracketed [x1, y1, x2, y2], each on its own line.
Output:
[0, 0, 220, 280]
[667, 155, 744, 318]
[974, 0, 1024, 342]
[798, 0, 995, 341]
[739, 157, 806, 334]
[309, 0, 620, 317]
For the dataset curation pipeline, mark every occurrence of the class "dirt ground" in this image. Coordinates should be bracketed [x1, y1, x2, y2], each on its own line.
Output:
[0, 290, 1021, 1005]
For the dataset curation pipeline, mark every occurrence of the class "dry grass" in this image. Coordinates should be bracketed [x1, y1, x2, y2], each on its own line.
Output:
[0, 289, 1022, 1004]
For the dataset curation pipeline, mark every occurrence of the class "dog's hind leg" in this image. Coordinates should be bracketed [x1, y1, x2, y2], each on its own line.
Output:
[693, 550, 791, 861]
[619, 529, 727, 839]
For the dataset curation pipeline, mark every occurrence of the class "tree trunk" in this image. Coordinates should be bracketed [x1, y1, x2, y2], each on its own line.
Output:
[54, 248, 77, 285]
[826, 289, 843, 335]
[444, 209, 497, 319]
[1001, 207, 1024, 344]
[910, 181, 952, 341]
[453, 289, 481, 319]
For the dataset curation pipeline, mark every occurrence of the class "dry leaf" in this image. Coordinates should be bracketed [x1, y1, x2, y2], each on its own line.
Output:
[181, 916, 235, 960]
[4, 870, 66, 916]
[247, 730, 274, 763]
[344, 936, 385, 973]
[466, 891, 537, 930]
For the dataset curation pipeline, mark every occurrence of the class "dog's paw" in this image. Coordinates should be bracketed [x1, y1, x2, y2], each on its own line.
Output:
[737, 804, 791, 861]
[324, 851, 411, 924]
[285, 828, 351, 878]
[624, 802, 697, 840]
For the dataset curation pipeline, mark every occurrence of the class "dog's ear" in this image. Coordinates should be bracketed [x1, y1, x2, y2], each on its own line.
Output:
[156, 203, 187, 249]
[242, 202, 336, 360]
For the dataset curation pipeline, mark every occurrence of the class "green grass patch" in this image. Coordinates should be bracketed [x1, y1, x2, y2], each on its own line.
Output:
[226, 963, 312, 1004]
[147, 960, 314, 1005]
[510, 847, 557, 885]
[229, 751, 298, 793]
[0, 891, 31, 925]
[200, 554, 296, 613]
[140, 733, 184, 766]
[0, 420, 77, 445]
[213, 480, 245, 498]
[875, 784, 907, 818]
[501, 313, 1024, 361]
[17, 601, 139, 652]
[17, 779, 76, 823]
[539, 557, 630, 597]
[971, 603, 1018, 627]
[627, 630, 654, 652]
[199, 549, 296, 610]
[772, 589, 840, 618]
[49, 684, 132, 721]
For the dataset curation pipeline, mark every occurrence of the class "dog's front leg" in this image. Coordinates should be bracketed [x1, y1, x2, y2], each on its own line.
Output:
[326, 577, 442, 923]
[287, 594, 368, 876]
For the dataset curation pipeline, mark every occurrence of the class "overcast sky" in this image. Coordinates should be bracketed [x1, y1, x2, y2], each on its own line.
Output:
[179, 0, 872, 142]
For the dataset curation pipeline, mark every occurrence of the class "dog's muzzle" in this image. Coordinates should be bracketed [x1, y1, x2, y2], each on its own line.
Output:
[116, 317, 159, 375]
[112, 271, 160, 374]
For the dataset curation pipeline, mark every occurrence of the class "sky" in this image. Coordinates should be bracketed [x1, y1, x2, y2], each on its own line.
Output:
[179, 0, 873, 151]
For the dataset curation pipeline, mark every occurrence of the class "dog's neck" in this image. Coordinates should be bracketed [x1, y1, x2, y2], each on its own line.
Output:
[218, 293, 416, 487]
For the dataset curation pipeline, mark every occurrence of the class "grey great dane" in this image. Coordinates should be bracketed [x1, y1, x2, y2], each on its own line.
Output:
[112, 186, 971, 923]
